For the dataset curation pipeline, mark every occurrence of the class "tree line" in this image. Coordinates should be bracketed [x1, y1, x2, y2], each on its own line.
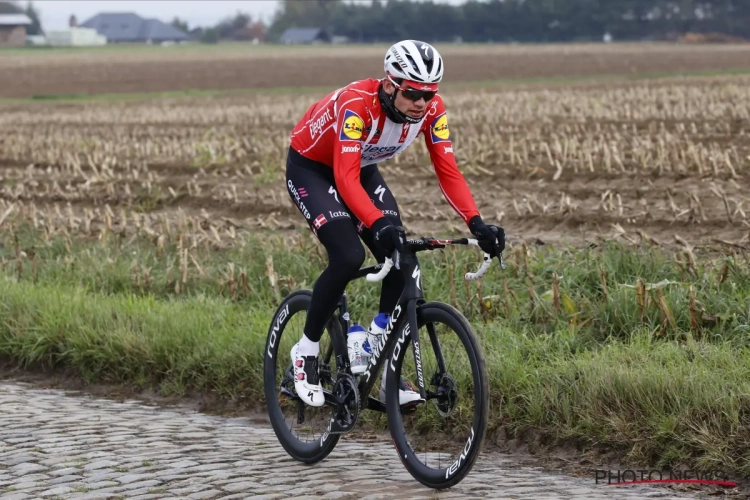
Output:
[265, 0, 750, 43]
[3, 0, 749, 45]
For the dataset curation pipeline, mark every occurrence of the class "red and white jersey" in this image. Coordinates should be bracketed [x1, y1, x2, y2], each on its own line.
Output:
[289, 78, 480, 229]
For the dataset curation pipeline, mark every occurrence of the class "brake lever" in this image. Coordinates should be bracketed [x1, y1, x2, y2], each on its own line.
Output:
[464, 238, 506, 280]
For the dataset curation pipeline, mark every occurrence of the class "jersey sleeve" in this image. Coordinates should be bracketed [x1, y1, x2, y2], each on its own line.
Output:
[332, 94, 385, 229]
[422, 96, 481, 225]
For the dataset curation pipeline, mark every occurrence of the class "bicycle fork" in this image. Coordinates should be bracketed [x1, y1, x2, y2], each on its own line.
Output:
[400, 299, 450, 406]
[384, 253, 449, 407]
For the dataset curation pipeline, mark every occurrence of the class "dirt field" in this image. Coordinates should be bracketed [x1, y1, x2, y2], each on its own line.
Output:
[1, 44, 749, 250]
[2, 42, 750, 98]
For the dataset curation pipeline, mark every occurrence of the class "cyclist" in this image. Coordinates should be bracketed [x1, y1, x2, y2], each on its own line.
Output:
[286, 40, 505, 407]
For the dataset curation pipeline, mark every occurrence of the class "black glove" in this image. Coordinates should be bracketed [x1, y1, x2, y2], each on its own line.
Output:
[371, 217, 405, 258]
[468, 215, 505, 258]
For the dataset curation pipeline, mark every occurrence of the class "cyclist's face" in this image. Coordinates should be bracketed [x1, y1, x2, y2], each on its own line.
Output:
[384, 80, 428, 120]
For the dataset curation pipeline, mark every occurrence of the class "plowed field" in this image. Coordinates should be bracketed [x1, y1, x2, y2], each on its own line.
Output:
[2, 43, 750, 250]
[1, 42, 750, 98]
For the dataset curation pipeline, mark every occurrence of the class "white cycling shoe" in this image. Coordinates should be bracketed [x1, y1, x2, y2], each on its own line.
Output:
[290, 342, 325, 407]
[380, 371, 424, 406]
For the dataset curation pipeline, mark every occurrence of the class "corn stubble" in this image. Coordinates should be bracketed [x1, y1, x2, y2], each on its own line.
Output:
[2, 74, 750, 476]
[1, 76, 750, 246]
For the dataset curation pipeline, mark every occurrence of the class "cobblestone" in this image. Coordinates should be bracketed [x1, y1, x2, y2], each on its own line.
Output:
[0, 380, 721, 499]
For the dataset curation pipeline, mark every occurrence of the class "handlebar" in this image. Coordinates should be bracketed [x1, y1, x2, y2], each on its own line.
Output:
[366, 252, 397, 282]
[366, 236, 505, 283]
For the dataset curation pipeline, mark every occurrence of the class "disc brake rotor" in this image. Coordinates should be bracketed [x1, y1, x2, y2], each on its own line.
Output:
[435, 372, 458, 417]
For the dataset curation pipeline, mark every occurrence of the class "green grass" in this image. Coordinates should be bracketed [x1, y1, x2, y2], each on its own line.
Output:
[2, 222, 750, 474]
[3, 67, 750, 105]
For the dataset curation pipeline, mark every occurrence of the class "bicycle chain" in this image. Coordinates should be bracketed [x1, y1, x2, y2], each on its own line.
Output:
[321, 418, 353, 435]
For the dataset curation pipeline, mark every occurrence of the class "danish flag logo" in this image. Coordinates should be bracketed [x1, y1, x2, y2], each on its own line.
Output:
[313, 214, 327, 229]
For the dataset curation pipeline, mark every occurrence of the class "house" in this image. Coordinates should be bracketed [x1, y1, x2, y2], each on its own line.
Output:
[80, 12, 189, 44]
[46, 27, 107, 47]
[280, 27, 330, 45]
[0, 13, 31, 47]
[232, 21, 265, 43]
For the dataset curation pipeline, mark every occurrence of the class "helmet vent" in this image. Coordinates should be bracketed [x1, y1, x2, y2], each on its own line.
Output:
[407, 70, 423, 82]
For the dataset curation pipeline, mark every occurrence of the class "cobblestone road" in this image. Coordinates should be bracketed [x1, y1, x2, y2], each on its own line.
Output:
[0, 381, 720, 499]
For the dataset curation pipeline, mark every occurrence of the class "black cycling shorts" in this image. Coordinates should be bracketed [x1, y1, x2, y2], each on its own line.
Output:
[285, 146, 402, 235]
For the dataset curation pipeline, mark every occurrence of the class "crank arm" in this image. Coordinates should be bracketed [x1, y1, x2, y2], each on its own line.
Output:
[321, 388, 343, 407]
[282, 386, 341, 408]
[366, 396, 386, 413]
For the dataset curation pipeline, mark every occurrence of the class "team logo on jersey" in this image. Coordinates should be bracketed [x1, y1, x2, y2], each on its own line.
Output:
[362, 144, 400, 161]
[398, 123, 410, 143]
[340, 109, 364, 141]
[309, 108, 333, 140]
[430, 112, 450, 143]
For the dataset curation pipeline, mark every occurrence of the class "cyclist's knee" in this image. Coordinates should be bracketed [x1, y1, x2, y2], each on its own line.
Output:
[321, 223, 366, 276]
[332, 243, 365, 276]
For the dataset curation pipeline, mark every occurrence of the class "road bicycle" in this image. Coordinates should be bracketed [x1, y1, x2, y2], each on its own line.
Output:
[263, 233, 504, 489]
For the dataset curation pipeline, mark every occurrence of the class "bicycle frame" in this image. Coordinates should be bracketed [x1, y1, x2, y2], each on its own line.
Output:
[322, 237, 502, 412]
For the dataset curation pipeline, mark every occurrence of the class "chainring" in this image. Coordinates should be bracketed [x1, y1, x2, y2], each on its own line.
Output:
[329, 372, 360, 434]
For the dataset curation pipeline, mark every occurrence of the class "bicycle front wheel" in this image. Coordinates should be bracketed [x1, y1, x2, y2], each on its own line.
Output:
[385, 301, 489, 489]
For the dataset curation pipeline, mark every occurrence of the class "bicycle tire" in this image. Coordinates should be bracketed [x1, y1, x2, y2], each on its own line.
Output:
[385, 301, 489, 489]
[263, 289, 346, 464]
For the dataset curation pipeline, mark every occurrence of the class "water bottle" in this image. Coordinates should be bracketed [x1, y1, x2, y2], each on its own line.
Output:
[364, 313, 389, 361]
[347, 323, 369, 374]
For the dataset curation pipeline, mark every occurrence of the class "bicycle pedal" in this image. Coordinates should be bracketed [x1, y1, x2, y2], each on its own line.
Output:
[400, 400, 425, 414]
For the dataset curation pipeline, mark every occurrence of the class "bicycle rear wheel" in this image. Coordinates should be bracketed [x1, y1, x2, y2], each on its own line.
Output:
[385, 301, 489, 489]
[263, 290, 346, 464]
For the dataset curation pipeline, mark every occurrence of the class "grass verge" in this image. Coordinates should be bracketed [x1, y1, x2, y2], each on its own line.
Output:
[1, 223, 750, 475]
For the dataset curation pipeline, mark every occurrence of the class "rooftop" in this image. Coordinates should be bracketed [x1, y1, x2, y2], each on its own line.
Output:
[80, 12, 189, 42]
[0, 13, 32, 26]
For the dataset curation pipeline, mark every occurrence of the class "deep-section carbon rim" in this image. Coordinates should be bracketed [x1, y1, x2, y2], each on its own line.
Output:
[385, 301, 489, 489]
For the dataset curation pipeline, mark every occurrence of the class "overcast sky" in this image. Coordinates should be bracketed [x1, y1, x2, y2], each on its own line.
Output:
[31, 0, 469, 32]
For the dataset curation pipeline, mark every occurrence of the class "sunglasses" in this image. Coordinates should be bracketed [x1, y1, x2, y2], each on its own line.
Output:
[400, 88, 436, 102]
[388, 75, 436, 102]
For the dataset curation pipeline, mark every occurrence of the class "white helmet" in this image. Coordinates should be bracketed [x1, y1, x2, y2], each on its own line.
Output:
[384, 40, 443, 89]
